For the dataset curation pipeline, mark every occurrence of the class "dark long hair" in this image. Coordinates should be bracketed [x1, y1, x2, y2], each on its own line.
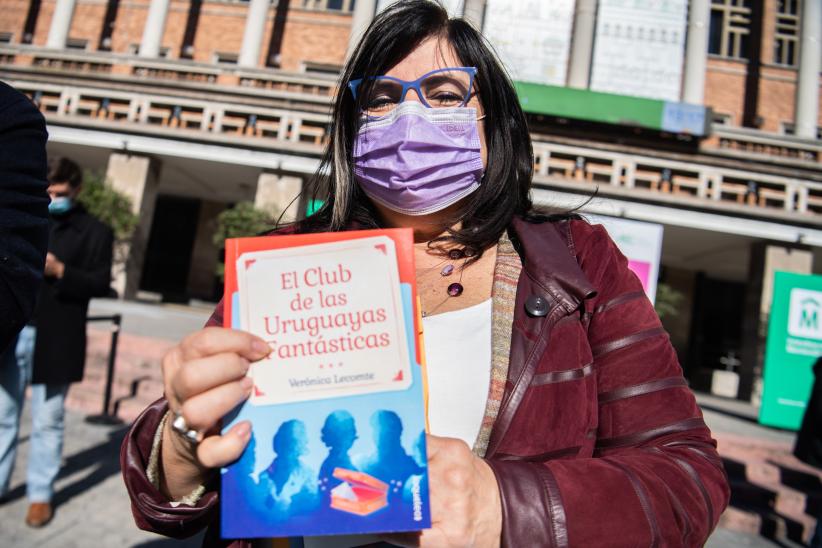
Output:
[300, 0, 535, 256]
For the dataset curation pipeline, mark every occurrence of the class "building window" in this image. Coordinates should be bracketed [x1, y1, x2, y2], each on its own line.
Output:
[214, 51, 238, 64]
[66, 38, 89, 50]
[0, 32, 13, 43]
[301, 0, 355, 11]
[774, 0, 800, 66]
[708, 0, 752, 60]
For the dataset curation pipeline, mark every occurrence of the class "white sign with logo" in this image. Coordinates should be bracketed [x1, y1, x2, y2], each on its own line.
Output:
[786, 288, 822, 356]
[788, 288, 822, 339]
[483, 0, 576, 86]
[589, 0, 688, 101]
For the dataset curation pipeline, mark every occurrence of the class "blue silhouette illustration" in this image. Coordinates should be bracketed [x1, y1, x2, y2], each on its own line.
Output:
[222, 432, 262, 517]
[258, 419, 318, 517]
[361, 410, 423, 503]
[318, 410, 359, 503]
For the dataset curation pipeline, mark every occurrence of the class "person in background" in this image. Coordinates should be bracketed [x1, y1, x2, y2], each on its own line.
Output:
[0, 82, 49, 355]
[0, 81, 49, 508]
[0, 156, 113, 528]
[794, 357, 822, 548]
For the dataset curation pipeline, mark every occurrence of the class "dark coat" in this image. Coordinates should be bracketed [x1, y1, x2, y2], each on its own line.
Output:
[0, 81, 50, 355]
[31, 204, 113, 384]
[121, 218, 729, 547]
[794, 358, 822, 468]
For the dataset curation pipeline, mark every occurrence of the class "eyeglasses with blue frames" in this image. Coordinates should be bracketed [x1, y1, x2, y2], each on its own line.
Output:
[348, 67, 477, 116]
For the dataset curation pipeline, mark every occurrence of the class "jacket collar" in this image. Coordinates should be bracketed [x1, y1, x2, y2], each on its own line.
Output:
[51, 203, 90, 232]
[508, 216, 597, 313]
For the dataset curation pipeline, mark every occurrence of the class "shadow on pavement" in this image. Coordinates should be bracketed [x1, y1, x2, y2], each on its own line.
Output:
[723, 457, 809, 546]
[770, 460, 822, 518]
[51, 425, 130, 510]
[1, 424, 128, 510]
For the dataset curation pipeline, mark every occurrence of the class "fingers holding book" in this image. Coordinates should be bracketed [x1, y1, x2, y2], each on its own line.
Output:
[157, 327, 271, 500]
[384, 434, 502, 548]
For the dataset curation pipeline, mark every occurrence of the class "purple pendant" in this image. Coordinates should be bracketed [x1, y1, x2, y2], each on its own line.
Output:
[441, 264, 454, 276]
[447, 282, 464, 297]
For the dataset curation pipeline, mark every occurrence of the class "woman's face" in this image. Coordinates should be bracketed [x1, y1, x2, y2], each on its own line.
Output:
[380, 35, 488, 168]
[363, 36, 488, 234]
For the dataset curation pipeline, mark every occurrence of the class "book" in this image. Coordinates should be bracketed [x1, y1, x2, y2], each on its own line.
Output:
[220, 228, 431, 540]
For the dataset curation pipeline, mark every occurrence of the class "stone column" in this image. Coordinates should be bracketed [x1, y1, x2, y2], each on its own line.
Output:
[738, 243, 813, 404]
[795, 0, 822, 139]
[681, 0, 710, 104]
[462, 0, 486, 30]
[566, 0, 597, 89]
[346, 0, 377, 58]
[254, 173, 302, 223]
[238, 0, 270, 68]
[139, 0, 171, 58]
[105, 153, 161, 299]
[45, 0, 78, 49]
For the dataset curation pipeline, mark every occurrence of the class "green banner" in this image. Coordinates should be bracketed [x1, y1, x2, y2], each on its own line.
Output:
[759, 271, 822, 429]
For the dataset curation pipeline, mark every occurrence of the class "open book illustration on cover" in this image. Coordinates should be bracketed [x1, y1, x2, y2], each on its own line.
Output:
[220, 229, 431, 539]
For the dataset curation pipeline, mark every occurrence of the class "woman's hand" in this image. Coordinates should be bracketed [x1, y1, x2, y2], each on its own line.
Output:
[386, 434, 502, 548]
[158, 327, 270, 500]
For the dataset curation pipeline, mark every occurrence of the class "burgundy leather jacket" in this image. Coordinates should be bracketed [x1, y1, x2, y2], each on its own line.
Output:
[121, 217, 730, 547]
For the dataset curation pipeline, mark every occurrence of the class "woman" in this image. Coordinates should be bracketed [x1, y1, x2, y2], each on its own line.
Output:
[121, 2, 730, 546]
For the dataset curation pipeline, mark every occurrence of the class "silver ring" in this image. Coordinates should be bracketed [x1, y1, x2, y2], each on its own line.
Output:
[171, 411, 204, 444]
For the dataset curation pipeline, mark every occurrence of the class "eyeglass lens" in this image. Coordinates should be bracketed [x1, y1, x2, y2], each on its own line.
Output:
[363, 69, 472, 115]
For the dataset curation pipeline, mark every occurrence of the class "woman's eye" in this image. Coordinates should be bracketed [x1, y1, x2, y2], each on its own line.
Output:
[428, 92, 463, 106]
[366, 96, 398, 111]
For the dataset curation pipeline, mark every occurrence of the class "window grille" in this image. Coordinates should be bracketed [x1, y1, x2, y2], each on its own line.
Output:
[708, 0, 752, 59]
[774, 0, 800, 66]
[301, 0, 355, 12]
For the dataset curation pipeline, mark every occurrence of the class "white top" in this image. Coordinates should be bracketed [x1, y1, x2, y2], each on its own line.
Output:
[423, 298, 493, 447]
[303, 299, 493, 548]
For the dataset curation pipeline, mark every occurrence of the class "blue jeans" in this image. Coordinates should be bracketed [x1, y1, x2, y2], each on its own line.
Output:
[0, 326, 69, 502]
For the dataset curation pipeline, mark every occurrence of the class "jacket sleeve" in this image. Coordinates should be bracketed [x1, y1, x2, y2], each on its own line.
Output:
[487, 222, 729, 547]
[54, 222, 114, 300]
[0, 84, 49, 353]
[120, 397, 219, 538]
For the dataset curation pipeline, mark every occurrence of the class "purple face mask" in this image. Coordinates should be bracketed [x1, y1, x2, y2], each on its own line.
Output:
[353, 102, 485, 216]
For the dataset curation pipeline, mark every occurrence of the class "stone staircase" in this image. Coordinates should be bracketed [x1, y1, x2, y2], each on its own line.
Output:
[716, 432, 822, 546]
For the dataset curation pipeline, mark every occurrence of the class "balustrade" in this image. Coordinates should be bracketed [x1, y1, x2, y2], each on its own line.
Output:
[7, 72, 822, 222]
[531, 140, 820, 217]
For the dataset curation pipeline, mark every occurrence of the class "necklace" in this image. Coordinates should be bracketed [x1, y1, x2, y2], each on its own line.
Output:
[417, 248, 470, 317]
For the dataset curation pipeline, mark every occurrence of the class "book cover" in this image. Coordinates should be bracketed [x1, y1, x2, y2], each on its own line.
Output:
[220, 228, 431, 540]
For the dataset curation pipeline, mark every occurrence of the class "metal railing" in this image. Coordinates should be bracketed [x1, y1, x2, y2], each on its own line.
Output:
[531, 140, 822, 220]
[84, 314, 122, 425]
[711, 124, 822, 166]
[1, 44, 338, 100]
[10, 80, 332, 151]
